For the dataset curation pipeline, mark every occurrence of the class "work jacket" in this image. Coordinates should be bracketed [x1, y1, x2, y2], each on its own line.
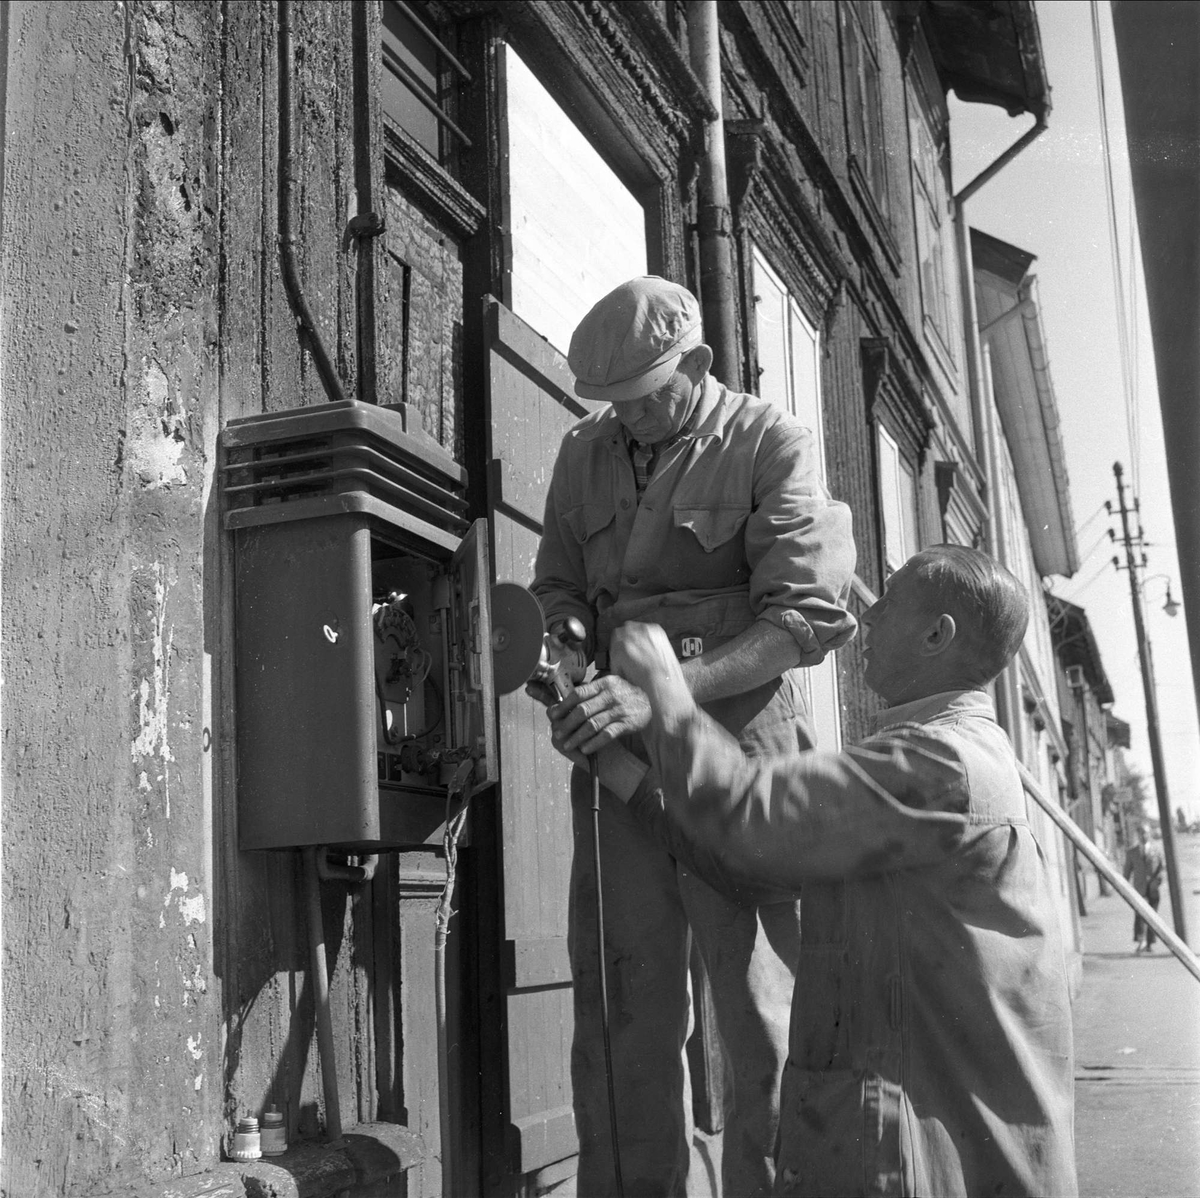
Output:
[630, 690, 1079, 1198]
[1123, 840, 1164, 894]
[532, 376, 857, 746]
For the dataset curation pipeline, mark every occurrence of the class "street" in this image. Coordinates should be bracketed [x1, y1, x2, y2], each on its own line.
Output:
[1074, 832, 1200, 1198]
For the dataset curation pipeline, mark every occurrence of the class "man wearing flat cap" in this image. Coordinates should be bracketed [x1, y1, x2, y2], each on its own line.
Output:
[530, 276, 857, 1196]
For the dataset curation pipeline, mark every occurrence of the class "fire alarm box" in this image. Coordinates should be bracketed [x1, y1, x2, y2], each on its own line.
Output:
[221, 401, 497, 852]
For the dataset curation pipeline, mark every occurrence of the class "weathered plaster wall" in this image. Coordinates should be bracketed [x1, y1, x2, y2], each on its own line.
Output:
[2, 2, 222, 1191]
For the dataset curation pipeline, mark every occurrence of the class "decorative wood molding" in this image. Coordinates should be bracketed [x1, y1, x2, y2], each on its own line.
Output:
[383, 119, 487, 238]
[577, 0, 695, 146]
[862, 337, 935, 461]
[734, 0, 810, 97]
[846, 155, 901, 273]
[934, 457, 985, 547]
[726, 118, 765, 214]
[734, 121, 843, 325]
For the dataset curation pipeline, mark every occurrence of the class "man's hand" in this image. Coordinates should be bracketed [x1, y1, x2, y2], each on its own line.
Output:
[547, 675, 652, 756]
[610, 622, 696, 732]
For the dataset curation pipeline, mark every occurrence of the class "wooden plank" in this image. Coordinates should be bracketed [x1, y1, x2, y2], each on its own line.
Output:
[488, 297, 583, 411]
[511, 1104, 579, 1174]
[487, 302, 584, 1188]
[505, 937, 573, 990]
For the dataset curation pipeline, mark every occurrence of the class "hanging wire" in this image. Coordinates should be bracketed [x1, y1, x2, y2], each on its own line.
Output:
[1074, 500, 1109, 541]
[1090, 0, 1142, 498]
[1075, 526, 1116, 569]
[1127, 199, 1142, 483]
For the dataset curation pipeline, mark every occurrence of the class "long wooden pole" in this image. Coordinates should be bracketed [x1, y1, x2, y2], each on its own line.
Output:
[1018, 762, 1200, 985]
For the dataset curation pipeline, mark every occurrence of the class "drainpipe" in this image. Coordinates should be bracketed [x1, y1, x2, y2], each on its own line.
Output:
[954, 116, 1048, 507]
[278, 0, 350, 405]
[953, 115, 1047, 746]
[687, 1, 739, 389]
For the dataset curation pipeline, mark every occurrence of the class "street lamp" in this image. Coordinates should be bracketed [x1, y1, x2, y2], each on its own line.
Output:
[1143, 573, 1181, 619]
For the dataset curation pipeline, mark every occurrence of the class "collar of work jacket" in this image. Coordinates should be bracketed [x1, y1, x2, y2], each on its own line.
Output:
[573, 373, 726, 447]
[872, 688, 995, 733]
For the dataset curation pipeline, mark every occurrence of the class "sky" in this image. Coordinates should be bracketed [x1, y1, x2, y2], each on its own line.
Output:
[948, 0, 1200, 821]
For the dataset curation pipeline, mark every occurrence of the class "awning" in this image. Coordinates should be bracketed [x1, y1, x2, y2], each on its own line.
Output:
[1046, 593, 1115, 706]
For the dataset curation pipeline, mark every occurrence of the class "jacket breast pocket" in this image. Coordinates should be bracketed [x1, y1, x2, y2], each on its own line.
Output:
[673, 505, 750, 551]
[566, 503, 616, 587]
[775, 1057, 903, 1198]
[672, 505, 751, 586]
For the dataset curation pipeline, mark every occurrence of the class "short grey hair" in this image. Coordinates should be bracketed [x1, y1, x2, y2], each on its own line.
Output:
[908, 545, 1029, 685]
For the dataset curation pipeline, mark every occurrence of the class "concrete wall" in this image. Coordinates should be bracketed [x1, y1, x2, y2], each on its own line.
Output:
[2, 2, 223, 1190]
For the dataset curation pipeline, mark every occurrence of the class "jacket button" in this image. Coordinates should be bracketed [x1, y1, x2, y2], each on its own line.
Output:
[627, 575, 639, 585]
[620, 498, 630, 510]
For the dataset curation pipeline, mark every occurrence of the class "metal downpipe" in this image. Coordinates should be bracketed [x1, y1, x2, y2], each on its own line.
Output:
[952, 117, 1047, 747]
[687, 0, 739, 388]
[278, 0, 349, 405]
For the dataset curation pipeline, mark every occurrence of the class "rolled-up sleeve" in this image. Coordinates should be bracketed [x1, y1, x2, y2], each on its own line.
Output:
[629, 705, 972, 898]
[531, 442, 598, 660]
[746, 420, 857, 664]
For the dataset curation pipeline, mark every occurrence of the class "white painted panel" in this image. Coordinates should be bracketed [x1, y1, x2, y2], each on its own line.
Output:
[503, 43, 647, 357]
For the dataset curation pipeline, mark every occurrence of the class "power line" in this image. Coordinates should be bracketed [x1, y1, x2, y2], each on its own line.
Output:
[1074, 500, 1109, 540]
[1063, 554, 1115, 604]
[1075, 526, 1116, 570]
[1090, 1, 1142, 496]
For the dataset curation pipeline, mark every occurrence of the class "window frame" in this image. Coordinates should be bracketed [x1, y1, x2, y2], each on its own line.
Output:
[876, 421, 919, 577]
[751, 244, 842, 749]
[838, 1, 899, 268]
[904, 37, 963, 380]
[381, 0, 470, 172]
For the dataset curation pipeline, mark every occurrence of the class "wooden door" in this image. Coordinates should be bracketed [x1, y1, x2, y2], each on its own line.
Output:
[484, 296, 593, 1188]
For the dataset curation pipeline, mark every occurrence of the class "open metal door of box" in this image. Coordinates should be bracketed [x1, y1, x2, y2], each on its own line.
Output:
[448, 516, 498, 792]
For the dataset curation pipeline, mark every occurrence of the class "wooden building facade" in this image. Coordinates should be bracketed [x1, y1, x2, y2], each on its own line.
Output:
[1, 2, 1055, 1195]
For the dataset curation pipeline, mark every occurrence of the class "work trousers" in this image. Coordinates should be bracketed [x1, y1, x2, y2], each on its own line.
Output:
[1133, 883, 1161, 948]
[567, 684, 809, 1198]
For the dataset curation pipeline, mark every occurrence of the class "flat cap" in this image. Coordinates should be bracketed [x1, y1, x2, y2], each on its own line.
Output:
[568, 276, 704, 403]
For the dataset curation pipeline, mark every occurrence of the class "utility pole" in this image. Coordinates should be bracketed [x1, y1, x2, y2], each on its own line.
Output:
[1111, 461, 1188, 943]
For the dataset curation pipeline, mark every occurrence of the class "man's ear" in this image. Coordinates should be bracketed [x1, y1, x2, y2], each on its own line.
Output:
[919, 613, 957, 657]
[680, 344, 713, 382]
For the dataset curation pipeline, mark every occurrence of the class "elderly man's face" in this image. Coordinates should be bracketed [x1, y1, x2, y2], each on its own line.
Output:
[609, 363, 697, 445]
[861, 564, 935, 705]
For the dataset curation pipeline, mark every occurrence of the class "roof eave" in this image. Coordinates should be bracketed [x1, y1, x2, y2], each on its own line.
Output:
[1015, 277, 1080, 577]
[923, 0, 1052, 121]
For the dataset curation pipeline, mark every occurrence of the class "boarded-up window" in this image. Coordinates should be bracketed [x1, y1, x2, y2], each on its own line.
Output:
[501, 42, 647, 355]
[753, 247, 842, 750]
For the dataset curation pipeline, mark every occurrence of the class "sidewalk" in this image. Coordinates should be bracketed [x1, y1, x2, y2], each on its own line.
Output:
[1073, 835, 1200, 1198]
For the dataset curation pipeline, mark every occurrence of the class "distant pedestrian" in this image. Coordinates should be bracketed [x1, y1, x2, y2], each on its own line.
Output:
[1123, 823, 1165, 952]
